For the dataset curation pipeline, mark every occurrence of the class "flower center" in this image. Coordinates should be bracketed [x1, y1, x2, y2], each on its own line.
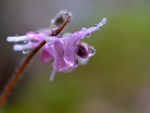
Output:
[76, 44, 88, 58]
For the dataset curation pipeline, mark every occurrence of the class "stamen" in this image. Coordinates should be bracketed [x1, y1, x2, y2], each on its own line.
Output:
[49, 69, 56, 81]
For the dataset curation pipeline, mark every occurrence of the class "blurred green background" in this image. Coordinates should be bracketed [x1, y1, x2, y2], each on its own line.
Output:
[0, 0, 150, 113]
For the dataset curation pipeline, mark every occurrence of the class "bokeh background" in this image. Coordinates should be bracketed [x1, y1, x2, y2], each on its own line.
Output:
[0, 0, 150, 113]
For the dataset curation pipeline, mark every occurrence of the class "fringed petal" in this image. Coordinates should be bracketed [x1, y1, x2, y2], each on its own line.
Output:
[64, 18, 106, 66]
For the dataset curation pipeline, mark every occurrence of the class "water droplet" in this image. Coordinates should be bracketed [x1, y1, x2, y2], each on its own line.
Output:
[75, 59, 78, 64]
[90, 49, 95, 54]
[88, 46, 96, 57]
[98, 26, 101, 30]
[81, 27, 86, 30]
[22, 50, 29, 54]
[14, 38, 19, 43]
[24, 40, 28, 43]
[86, 33, 91, 38]
[94, 24, 98, 27]
[48, 43, 50, 46]
[52, 28, 57, 35]
[78, 31, 82, 34]
[66, 58, 74, 66]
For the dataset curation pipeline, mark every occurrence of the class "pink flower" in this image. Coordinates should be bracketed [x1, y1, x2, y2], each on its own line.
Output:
[7, 18, 107, 81]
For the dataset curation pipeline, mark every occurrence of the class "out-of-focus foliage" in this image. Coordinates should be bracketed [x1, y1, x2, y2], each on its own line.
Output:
[0, 0, 150, 113]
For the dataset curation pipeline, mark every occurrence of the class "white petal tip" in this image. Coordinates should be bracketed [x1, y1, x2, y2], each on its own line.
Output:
[100, 18, 107, 26]
[13, 44, 23, 51]
[7, 37, 15, 42]
[7, 35, 28, 42]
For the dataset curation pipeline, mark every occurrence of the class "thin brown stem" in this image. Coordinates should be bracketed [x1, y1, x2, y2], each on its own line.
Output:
[0, 13, 70, 109]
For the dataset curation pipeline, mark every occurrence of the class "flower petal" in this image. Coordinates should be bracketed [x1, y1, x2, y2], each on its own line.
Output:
[41, 50, 53, 62]
[64, 18, 106, 65]
[53, 41, 66, 72]
[53, 40, 77, 72]
[76, 55, 89, 65]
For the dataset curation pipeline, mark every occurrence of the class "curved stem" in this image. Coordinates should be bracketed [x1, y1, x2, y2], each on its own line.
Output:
[0, 13, 70, 109]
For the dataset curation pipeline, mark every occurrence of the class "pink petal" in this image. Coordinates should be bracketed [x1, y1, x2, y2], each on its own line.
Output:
[64, 33, 84, 66]
[41, 50, 53, 62]
[53, 41, 76, 72]
[53, 41, 66, 72]
[64, 18, 107, 64]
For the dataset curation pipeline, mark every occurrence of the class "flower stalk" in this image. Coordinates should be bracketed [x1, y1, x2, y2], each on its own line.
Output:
[0, 11, 71, 109]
